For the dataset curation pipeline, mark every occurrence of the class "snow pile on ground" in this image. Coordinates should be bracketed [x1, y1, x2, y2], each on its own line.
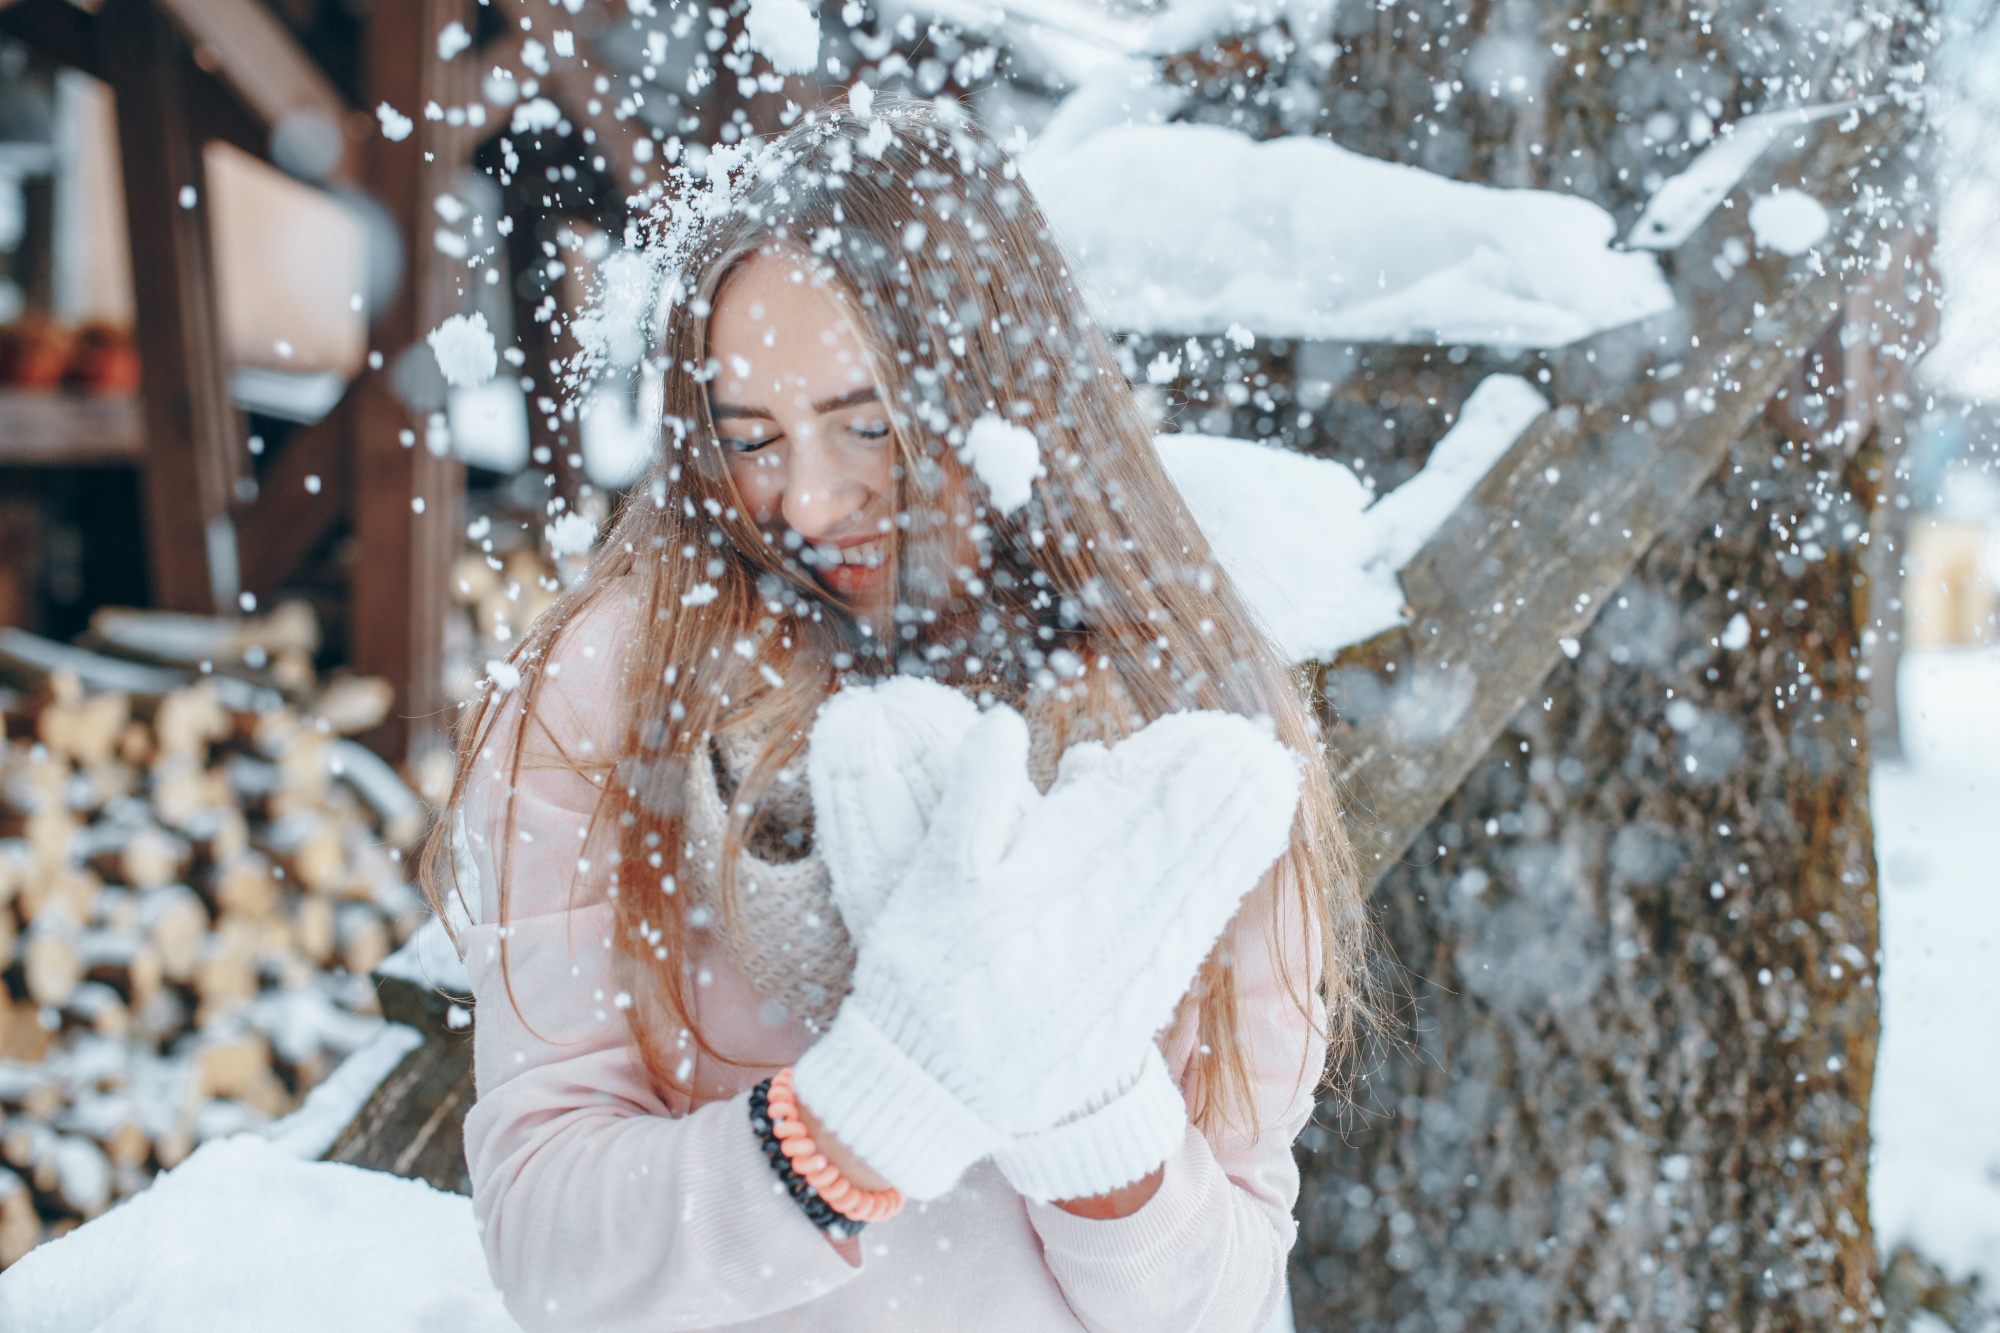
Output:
[1871, 646, 2000, 1298]
[1157, 374, 1546, 661]
[0, 1135, 516, 1333]
[1024, 121, 1674, 346]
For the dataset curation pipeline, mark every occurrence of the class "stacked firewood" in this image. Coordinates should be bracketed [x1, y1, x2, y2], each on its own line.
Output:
[445, 498, 572, 702]
[0, 605, 429, 1264]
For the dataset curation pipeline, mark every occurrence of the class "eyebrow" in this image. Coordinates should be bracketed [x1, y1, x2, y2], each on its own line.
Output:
[709, 386, 879, 420]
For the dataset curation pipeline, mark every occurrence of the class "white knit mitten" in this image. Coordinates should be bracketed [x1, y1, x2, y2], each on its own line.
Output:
[793, 703, 1301, 1201]
[806, 677, 981, 944]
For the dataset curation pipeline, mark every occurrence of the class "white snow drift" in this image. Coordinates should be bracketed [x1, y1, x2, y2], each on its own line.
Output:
[1156, 373, 1548, 662]
[0, 1136, 518, 1333]
[1024, 122, 1674, 347]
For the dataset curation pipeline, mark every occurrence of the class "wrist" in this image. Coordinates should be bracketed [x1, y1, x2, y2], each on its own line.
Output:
[1052, 1165, 1164, 1220]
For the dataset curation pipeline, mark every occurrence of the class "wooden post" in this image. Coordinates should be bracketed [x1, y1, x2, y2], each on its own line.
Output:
[100, 0, 245, 615]
[349, 0, 475, 762]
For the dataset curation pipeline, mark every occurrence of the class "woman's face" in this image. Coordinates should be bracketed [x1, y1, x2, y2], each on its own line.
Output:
[708, 247, 898, 615]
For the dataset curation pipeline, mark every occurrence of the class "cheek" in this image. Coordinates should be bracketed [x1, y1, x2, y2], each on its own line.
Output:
[844, 438, 897, 500]
[727, 455, 786, 521]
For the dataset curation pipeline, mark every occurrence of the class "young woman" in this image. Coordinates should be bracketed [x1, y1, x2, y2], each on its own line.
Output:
[429, 96, 1374, 1332]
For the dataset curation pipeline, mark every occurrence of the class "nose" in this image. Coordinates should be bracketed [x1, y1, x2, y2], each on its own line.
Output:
[780, 435, 875, 540]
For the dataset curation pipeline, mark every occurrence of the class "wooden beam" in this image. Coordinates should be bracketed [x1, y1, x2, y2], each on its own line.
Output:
[234, 396, 354, 598]
[1322, 102, 1921, 893]
[347, 0, 476, 762]
[0, 0, 100, 77]
[101, 0, 245, 615]
[155, 0, 354, 165]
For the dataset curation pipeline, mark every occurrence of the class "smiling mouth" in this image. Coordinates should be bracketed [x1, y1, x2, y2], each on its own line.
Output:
[809, 535, 890, 569]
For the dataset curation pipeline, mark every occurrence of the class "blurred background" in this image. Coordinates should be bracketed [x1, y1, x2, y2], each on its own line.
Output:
[0, 1, 1989, 1329]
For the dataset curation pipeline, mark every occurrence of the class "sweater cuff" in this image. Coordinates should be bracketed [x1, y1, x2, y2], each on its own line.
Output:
[722, 1088, 876, 1273]
[792, 1003, 1003, 1201]
[1025, 1123, 1220, 1278]
[994, 1045, 1188, 1201]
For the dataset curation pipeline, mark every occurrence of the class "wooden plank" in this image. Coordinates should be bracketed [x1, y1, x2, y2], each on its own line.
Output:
[323, 1033, 474, 1195]
[1322, 102, 1920, 893]
[0, 391, 141, 465]
[101, 0, 245, 615]
[155, 0, 355, 181]
[347, 0, 475, 762]
[234, 395, 353, 599]
[0, 0, 101, 77]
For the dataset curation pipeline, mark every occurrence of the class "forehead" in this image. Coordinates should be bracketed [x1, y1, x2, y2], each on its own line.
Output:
[708, 249, 871, 400]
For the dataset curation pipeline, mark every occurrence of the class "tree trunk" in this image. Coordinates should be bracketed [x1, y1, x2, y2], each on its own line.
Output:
[1290, 405, 1892, 1328]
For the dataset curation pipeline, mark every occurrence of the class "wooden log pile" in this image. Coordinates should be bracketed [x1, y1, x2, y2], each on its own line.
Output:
[0, 605, 429, 1265]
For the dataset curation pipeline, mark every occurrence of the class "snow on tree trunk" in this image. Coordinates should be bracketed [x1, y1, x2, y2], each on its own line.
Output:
[1134, 1, 1938, 1327]
[1291, 410, 1891, 1329]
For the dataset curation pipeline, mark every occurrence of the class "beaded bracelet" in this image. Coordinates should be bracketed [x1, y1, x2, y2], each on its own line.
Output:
[749, 1068, 904, 1239]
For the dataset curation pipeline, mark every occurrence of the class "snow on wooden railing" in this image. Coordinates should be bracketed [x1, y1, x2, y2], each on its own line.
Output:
[1317, 96, 1925, 893]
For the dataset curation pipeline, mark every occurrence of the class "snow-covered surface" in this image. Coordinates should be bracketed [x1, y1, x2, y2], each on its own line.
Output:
[1870, 647, 2000, 1297]
[1919, 12, 2000, 400]
[962, 414, 1043, 515]
[449, 379, 530, 474]
[1024, 121, 1673, 346]
[883, 0, 1337, 85]
[264, 1022, 425, 1160]
[0, 1136, 517, 1333]
[377, 913, 473, 998]
[1158, 374, 1546, 661]
[579, 378, 661, 489]
[1625, 102, 1861, 251]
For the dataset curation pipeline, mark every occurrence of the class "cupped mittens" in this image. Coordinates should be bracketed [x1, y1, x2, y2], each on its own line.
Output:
[797, 680, 1302, 1202]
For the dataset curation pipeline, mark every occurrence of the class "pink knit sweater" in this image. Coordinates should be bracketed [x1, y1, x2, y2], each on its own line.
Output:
[454, 595, 1325, 1332]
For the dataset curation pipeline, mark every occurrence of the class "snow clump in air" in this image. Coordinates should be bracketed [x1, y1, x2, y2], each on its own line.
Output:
[545, 512, 599, 559]
[1720, 612, 1752, 651]
[374, 102, 413, 142]
[436, 20, 471, 60]
[511, 98, 563, 135]
[961, 415, 1044, 517]
[746, 0, 820, 75]
[1748, 188, 1831, 256]
[427, 312, 497, 388]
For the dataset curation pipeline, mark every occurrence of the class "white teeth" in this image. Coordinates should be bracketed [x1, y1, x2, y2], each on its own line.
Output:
[811, 537, 888, 569]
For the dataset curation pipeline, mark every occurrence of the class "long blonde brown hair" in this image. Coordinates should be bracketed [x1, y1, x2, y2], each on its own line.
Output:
[426, 96, 1371, 1135]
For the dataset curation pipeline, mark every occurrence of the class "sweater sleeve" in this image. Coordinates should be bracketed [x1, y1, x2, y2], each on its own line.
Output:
[1025, 870, 1324, 1333]
[456, 595, 859, 1331]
